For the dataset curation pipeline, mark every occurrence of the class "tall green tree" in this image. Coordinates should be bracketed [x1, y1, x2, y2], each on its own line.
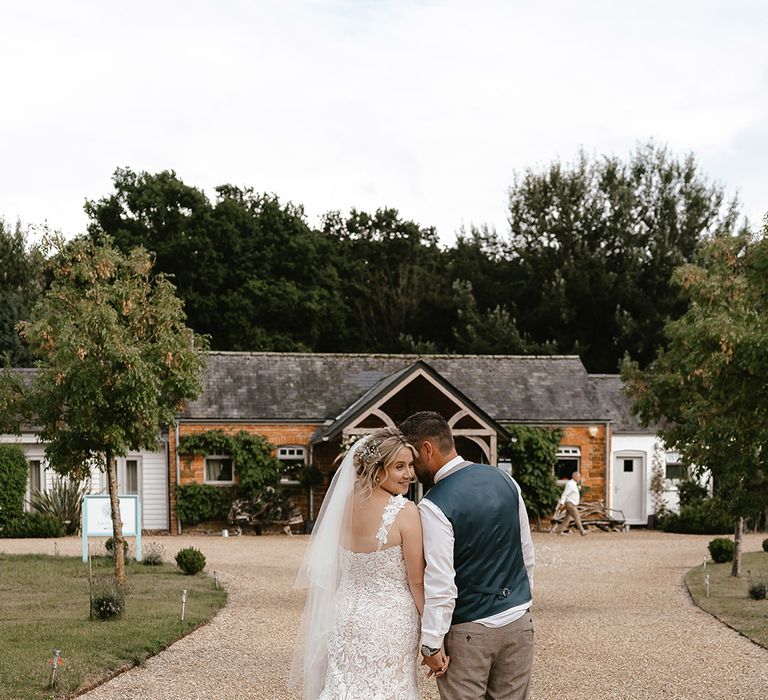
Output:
[622, 228, 768, 575]
[0, 219, 45, 365]
[6, 235, 207, 588]
[322, 208, 454, 352]
[86, 169, 345, 352]
[504, 143, 743, 372]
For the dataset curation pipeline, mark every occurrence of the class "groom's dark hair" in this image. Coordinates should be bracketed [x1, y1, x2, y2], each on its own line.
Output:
[399, 411, 454, 453]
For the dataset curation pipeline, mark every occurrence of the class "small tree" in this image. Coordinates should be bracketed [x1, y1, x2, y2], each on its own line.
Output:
[0, 444, 28, 528]
[7, 235, 207, 589]
[504, 426, 563, 531]
[623, 229, 768, 576]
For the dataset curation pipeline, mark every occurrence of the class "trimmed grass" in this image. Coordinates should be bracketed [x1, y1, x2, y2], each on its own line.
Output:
[685, 550, 768, 649]
[0, 553, 227, 700]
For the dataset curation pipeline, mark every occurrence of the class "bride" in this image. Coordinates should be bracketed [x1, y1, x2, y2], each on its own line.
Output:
[291, 427, 432, 699]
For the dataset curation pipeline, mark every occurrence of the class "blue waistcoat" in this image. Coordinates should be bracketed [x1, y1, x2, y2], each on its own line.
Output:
[424, 463, 531, 624]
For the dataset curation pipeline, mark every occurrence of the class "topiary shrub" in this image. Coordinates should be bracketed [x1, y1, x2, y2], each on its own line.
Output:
[0, 444, 28, 528]
[762, 538, 768, 553]
[175, 546, 206, 575]
[175, 483, 230, 526]
[1, 512, 66, 538]
[708, 537, 735, 563]
[748, 581, 767, 600]
[104, 537, 130, 558]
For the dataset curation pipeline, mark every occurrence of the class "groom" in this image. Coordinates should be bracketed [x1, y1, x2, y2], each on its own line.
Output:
[400, 411, 535, 700]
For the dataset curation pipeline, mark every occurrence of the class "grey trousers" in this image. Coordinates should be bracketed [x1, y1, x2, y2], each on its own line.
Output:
[437, 611, 534, 700]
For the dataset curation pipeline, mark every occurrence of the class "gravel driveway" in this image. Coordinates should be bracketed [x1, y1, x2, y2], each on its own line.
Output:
[3, 531, 767, 699]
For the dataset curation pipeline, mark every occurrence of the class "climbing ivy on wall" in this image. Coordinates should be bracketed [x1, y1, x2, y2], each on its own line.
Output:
[178, 430, 283, 499]
[504, 425, 563, 529]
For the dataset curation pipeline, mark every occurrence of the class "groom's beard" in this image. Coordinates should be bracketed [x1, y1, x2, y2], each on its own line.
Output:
[415, 472, 434, 490]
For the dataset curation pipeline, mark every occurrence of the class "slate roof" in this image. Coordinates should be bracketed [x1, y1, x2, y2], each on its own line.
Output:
[180, 352, 614, 424]
[589, 374, 655, 433]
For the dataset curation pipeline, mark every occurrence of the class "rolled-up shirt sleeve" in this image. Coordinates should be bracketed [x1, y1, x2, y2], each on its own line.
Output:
[418, 498, 456, 649]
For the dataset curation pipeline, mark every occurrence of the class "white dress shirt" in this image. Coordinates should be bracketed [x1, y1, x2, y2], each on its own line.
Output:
[418, 455, 535, 649]
[559, 478, 580, 506]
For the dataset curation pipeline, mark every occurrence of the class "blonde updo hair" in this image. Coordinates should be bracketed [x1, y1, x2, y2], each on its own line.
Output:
[353, 427, 415, 499]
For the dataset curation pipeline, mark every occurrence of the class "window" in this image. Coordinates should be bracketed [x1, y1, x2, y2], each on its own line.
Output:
[28, 460, 42, 495]
[623, 459, 634, 473]
[124, 459, 139, 494]
[205, 456, 234, 484]
[665, 452, 686, 482]
[555, 446, 580, 480]
[278, 445, 307, 485]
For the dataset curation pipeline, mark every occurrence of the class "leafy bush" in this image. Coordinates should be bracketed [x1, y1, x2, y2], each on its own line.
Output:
[0, 444, 28, 527]
[104, 537, 130, 558]
[659, 499, 733, 535]
[142, 541, 165, 566]
[762, 538, 768, 553]
[30, 478, 89, 535]
[708, 537, 735, 563]
[91, 577, 125, 619]
[748, 581, 767, 600]
[677, 478, 709, 507]
[176, 483, 231, 525]
[0, 512, 66, 538]
[175, 546, 206, 575]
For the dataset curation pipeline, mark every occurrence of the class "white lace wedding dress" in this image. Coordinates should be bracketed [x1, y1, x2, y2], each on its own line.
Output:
[318, 494, 420, 700]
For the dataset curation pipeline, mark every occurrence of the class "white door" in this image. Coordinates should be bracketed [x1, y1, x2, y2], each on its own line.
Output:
[614, 454, 645, 524]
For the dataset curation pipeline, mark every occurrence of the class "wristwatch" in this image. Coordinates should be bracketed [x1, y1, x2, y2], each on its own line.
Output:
[421, 645, 440, 657]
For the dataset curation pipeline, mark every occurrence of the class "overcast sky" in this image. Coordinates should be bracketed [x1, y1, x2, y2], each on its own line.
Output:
[2, 0, 767, 244]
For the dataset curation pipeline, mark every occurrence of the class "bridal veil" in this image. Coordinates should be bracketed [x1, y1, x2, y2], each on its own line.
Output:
[289, 435, 367, 699]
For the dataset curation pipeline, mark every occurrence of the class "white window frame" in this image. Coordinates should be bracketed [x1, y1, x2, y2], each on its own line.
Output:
[26, 458, 44, 509]
[118, 456, 143, 497]
[278, 445, 306, 486]
[664, 451, 687, 485]
[205, 454, 235, 485]
[555, 446, 581, 481]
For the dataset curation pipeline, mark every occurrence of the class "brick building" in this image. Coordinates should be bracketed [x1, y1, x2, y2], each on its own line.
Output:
[168, 351, 624, 533]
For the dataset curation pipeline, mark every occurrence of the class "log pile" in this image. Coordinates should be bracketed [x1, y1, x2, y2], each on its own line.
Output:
[550, 500, 627, 532]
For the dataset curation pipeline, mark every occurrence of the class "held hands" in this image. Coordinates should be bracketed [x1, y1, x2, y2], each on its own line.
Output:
[421, 646, 450, 678]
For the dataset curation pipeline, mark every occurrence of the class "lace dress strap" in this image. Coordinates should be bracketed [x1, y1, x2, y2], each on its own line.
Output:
[376, 495, 407, 551]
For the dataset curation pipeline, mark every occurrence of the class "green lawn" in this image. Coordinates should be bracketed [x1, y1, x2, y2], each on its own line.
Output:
[685, 550, 768, 650]
[0, 553, 227, 700]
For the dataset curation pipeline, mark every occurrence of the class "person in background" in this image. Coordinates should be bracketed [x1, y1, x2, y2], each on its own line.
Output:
[556, 471, 588, 536]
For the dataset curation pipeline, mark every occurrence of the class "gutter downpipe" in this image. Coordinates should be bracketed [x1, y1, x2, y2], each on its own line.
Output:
[175, 423, 181, 535]
[604, 421, 611, 511]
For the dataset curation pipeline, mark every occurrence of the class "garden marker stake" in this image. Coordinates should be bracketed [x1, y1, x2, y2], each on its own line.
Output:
[181, 589, 187, 621]
[214, 571, 219, 590]
[49, 649, 63, 687]
[705, 574, 710, 598]
[53, 541, 59, 556]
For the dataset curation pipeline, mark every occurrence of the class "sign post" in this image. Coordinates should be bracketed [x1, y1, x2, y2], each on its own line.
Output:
[82, 495, 142, 562]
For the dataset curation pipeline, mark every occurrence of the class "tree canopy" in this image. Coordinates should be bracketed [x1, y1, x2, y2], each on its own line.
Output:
[6, 142, 728, 373]
[622, 228, 768, 567]
[0, 219, 45, 366]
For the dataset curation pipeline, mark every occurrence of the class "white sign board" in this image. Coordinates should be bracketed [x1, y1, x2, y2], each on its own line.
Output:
[82, 495, 142, 561]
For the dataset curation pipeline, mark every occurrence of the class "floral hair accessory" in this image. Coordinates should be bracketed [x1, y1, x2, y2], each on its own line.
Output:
[355, 436, 382, 465]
